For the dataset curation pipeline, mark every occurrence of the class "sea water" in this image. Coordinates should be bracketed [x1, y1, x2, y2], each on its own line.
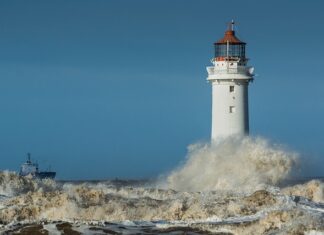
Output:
[0, 137, 323, 234]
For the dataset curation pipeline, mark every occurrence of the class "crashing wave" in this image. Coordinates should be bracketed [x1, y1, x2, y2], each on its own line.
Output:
[0, 174, 323, 234]
[0, 170, 57, 197]
[0, 136, 323, 234]
[166, 136, 298, 192]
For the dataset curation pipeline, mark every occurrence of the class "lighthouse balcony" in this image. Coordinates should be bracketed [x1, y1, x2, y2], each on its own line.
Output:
[206, 66, 254, 81]
[207, 66, 253, 75]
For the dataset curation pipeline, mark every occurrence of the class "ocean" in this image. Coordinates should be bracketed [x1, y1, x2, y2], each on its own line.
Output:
[0, 137, 323, 234]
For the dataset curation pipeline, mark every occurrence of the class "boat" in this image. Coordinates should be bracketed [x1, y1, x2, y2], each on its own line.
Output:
[19, 153, 56, 179]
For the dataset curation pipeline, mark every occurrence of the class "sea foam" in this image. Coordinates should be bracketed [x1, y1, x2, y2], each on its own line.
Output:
[166, 136, 298, 192]
[0, 136, 323, 234]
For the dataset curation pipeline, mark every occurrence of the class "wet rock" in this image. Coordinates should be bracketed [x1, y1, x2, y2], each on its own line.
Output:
[56, 222, 81, 235]
[11, 224, 48, 235]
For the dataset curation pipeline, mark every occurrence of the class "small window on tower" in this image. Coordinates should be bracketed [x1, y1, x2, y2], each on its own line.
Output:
[229, 86, 235, 92]
[229, 106, 235, 113]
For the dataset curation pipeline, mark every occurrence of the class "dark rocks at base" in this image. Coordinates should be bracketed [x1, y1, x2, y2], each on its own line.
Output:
[56, 222, 81, 235]
[89, 227, 121, 234]
[143, 226, 232, 235]
[8, 224, 48, 235]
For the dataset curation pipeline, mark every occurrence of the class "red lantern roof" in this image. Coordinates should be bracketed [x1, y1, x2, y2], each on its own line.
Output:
[214, 21, 246, 45]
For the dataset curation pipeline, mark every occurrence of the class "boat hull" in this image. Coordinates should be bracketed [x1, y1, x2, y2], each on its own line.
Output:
[36, 172, 56, 179]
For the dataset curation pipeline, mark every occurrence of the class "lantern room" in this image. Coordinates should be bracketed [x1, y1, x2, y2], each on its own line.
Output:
[214, 21, 246, 61]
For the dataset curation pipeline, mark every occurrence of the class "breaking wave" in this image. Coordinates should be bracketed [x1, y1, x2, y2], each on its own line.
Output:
[0, 170, 57, 197]
[0, 172, 324, 234]
[166, 136, 298, 192]
[0, 172, 323, 234]
[0, 136, 323, 234]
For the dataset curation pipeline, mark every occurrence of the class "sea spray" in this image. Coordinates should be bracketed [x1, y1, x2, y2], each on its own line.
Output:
[0, 172, 323, 234]
[1, 137, 324, 234]
[166, 136, 298, 192]
[282, 180, 324, 203]
[0, 171, 57, 197]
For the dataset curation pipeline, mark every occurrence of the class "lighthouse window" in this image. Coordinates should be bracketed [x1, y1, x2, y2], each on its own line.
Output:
[229, 86, 235, 92]
[215, 44, 246, 58]
[229, 106, 235, 113]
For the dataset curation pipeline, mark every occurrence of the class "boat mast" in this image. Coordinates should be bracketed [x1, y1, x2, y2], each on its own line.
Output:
[27, 153, 31, 163]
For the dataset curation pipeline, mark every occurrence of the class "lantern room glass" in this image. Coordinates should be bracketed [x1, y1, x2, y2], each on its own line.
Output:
[215, 44, 245, 58]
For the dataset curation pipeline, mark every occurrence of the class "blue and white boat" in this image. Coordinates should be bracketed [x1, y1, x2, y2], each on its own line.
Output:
[19, 153, 56, 179]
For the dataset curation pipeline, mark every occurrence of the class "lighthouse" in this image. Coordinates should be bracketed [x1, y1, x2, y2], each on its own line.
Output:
[207, 21, 254, 141]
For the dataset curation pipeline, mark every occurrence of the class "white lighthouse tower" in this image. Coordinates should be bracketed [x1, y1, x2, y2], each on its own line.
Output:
[207, 21, 254, 141]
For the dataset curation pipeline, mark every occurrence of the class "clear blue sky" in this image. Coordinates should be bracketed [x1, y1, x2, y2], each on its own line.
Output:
[0, 0, 323, 179]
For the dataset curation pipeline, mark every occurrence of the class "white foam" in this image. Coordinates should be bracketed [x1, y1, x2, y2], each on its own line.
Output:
[166, 136, 298, 192]
[43, 224, 61, 235]
[306, 231, 324, 235]
[0, 136, 323, 234]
